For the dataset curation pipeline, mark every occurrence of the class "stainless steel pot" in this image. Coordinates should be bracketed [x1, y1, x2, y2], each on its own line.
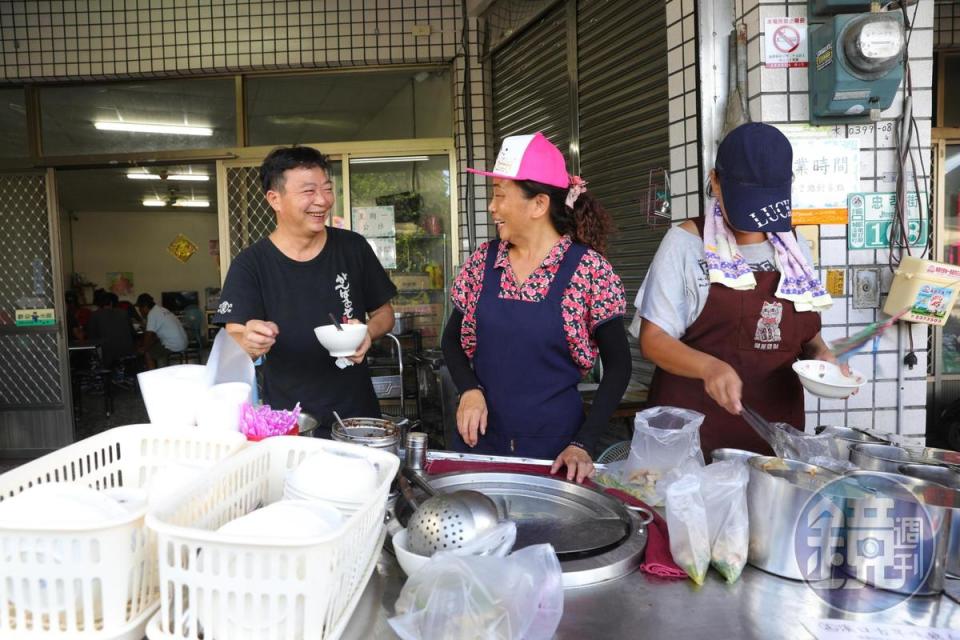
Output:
[843, 471, 959, 595]
[922, 447, 960, 466]
[898, 463, 960, 578]
[331, 417, 404, 457]
[815, 425, 890, 461]
[747, 457, 842, 580]
[849, 443, 916, 473]
[392, 312, 416, 335]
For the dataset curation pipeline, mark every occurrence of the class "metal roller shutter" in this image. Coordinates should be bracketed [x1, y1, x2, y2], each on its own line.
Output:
[577, 0, 671, 385]
[491, 2, 571, 162]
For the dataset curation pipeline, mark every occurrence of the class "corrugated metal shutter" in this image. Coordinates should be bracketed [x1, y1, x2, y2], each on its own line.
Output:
[577, 0, 670, 385]
[491, 2, 570, 161]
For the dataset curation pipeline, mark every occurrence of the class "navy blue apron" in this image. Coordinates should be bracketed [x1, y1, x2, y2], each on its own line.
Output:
[453, 239, 587, 458]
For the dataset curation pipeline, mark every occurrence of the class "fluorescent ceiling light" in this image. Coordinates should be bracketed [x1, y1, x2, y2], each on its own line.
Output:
[350, 155, 430, 164]
[95, 121, 213, 136]
[142, 198, 210, 208]
[127, 172, 209, 181]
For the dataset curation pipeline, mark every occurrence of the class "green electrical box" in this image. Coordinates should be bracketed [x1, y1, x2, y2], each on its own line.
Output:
[808, 0, 874, 17]
[808, 12, 904, 125]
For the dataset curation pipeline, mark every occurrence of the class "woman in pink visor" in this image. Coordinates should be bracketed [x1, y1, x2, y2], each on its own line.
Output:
[441, 132, 632, 483]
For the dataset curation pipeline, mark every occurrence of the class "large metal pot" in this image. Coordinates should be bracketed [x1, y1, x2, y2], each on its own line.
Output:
[849, 443, 915, 473]
[710, 448, 761, 464]
[815, 425, 889, 461]
[843, 471, 959, 595]
[922, 447, 960, 466]
[898, 463, 960, 578]
[747, 457, 841, 580]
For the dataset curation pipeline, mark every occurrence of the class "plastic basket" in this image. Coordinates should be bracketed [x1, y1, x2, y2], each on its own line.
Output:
[144, 436, 400, 640]
[0, 425, 247, 640]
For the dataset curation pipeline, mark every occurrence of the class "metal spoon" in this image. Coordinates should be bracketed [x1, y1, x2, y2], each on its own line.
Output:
[328, 312, 344, 331]
[332, 410, 347, 430]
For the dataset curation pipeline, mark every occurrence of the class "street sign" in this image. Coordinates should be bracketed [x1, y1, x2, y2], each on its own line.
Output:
[847, 192, 928, 250]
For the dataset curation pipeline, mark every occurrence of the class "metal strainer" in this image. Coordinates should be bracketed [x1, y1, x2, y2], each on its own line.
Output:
[402, 469, 502, 556]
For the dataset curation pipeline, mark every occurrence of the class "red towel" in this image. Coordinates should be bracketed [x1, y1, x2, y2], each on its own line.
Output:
[424, 459, 687, 579]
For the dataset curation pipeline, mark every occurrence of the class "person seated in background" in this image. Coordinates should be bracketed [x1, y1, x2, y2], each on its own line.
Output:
[135, 293, 188, 369]
[85, 289, 136, 368]
[64, 291, 85, 342]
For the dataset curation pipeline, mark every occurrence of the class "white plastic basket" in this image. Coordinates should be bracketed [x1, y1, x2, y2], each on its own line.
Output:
[0, 424, 247, 640]
[144, 436, 400, 640]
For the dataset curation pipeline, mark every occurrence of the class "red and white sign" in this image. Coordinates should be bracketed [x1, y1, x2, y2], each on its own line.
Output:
[764, 17, 808, 68]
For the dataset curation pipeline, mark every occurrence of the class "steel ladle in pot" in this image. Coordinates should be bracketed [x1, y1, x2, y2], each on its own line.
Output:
[401, 467, 504, 556]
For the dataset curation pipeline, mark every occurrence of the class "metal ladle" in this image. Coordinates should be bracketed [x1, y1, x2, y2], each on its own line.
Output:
[401, 467, 504, 556]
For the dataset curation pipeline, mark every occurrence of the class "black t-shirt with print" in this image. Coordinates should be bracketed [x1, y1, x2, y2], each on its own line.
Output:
[214, 228, 397, 425]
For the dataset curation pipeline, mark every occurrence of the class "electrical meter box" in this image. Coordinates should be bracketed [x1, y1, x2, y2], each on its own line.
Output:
[808, 12, 904, 124]
[809, 0, 874, 16]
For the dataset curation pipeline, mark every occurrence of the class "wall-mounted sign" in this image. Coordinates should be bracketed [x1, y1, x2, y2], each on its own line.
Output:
[353, 206, 396, 237]
[168, 233, 198, 263]
[15, 308, 55, 327]
[847, 192, 928, 250]
[777, 125, 860, 225]
[764, 17, 808, 68]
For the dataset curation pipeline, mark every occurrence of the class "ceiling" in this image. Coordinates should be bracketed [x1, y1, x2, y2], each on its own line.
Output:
[57, 163, 217, 214]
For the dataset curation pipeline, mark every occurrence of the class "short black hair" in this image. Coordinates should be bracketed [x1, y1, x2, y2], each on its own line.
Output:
[135, 293, 154, 308]
[93, 289, 111, 307]
[259, 146, 331, 194]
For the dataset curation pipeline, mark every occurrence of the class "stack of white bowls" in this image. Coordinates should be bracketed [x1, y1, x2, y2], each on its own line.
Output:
[283, 450, 379, 516]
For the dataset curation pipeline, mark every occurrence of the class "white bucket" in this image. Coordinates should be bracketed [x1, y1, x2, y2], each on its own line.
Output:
[137, 364, 209, 425]
[196, 382, 252, 432]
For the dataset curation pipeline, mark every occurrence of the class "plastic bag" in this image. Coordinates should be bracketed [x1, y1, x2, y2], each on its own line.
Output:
[614, 407, 705, 505]
[389, 544, 563, 640]
[743, 416, 846, 463]
[700, 462, 749, 583]
[665, 474, 710, 585]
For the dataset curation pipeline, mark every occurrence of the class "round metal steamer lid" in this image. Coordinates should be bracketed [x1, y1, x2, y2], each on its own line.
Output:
[332, 418, 399, 445]
[406, 471, 649, 588]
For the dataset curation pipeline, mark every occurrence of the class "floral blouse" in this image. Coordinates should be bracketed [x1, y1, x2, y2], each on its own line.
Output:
[451, 236, 627, 373]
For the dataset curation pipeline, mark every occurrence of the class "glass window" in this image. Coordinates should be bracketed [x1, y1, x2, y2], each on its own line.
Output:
[349, 155, 452, 347]
[39, 78, 236, 156]
[246, 70, 451, 146]
[0, 88, 28, 158]
[941, 144, 960, 374]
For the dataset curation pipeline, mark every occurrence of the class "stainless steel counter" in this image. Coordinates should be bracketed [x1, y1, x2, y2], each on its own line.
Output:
[341, 551, 960, 639]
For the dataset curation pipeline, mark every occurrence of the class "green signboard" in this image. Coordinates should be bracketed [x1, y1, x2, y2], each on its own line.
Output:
[15, 308, 55, 327]
[847, 192, 927, 250]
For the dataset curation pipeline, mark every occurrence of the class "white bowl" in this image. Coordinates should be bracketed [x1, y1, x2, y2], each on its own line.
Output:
[392, 528, 432, 576]
[217, 500, 344, 539]
[792, 360, 866, 399]
[285, 450, 379, 503]
[313, 323, 368, 357]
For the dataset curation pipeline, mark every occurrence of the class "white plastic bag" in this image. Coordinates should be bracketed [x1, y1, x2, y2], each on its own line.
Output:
[389, 544, 563, 640]
[665, 474, 710, 585]
[614, 406, 705, 505]
[700, 461, 749, 583]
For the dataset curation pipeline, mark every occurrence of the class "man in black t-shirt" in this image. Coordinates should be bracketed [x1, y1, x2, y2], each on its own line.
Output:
[214, 146, 397, 433]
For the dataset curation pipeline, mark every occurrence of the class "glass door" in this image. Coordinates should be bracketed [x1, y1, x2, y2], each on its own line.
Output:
[938, 143, 960, 374]
[347, 154, 453, 348]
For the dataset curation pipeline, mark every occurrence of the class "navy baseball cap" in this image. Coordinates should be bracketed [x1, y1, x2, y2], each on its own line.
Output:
[715, 123, 793, 233]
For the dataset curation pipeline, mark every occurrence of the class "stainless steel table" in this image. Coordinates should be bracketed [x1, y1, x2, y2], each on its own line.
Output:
[341, 551, 960, 639]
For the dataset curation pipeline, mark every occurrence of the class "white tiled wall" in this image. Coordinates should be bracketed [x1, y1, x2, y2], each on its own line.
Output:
[0, 0, 489, 261]
[732, 0, 934, 437]
[665, 0, 702, 220]
[935, 0, 960, 48]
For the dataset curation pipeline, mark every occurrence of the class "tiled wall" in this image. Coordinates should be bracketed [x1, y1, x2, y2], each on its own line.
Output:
[935, 0, 960, 48]
[665, 0, 702, 221]
[733, 0, 934, 436]
[0, 0, 489, 260]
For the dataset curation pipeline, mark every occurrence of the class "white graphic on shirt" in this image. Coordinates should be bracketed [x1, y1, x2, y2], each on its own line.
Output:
[753, 301, 783, 350]
[335, 272, 354, 319]
[217, 301, 233, 315]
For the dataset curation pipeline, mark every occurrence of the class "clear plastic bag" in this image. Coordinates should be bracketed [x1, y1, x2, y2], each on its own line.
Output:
[665, 474, 710, 585]
[700, 461, 749, 583]
[612, 406, 705, 505]
[389, 544, 563, 640]
[741, 412, 846, 463]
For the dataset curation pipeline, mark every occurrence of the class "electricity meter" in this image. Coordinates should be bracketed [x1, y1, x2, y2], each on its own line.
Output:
[808, 11, 905, 123]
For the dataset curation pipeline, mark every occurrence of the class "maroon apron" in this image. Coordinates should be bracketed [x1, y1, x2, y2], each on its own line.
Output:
[647, 218, 821, 458]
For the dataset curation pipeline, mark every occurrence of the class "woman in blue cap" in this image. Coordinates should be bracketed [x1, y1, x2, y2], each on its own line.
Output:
[633, 123, 840, 457]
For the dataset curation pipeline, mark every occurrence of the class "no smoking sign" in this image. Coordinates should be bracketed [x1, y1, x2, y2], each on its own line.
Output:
[764, 17, 808, 68]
